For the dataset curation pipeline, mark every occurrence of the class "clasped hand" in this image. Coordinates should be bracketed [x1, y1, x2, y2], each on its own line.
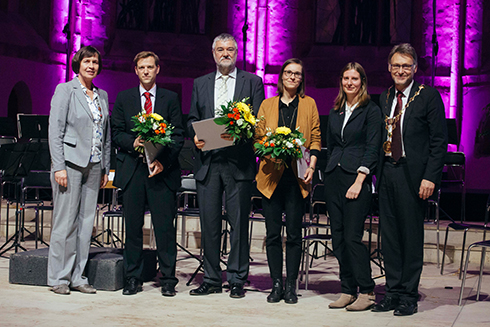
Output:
[134, 136, 164, 178]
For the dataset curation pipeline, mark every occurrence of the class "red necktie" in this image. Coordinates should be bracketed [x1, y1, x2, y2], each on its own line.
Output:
[144, 92, 152, 115]
[391, 91, 404, 161]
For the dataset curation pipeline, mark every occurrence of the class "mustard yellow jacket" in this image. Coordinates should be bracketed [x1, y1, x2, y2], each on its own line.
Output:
[255, 95, 322, 199]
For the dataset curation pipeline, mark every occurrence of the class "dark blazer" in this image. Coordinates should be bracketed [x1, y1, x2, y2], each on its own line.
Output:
[376, 81, 448, 195]
[111, 87, 184, 192]
[187, 69, 265, 182]
[326, 100, 382, 175]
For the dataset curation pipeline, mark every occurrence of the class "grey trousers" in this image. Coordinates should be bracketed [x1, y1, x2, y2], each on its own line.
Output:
[47, 162, 101, 287]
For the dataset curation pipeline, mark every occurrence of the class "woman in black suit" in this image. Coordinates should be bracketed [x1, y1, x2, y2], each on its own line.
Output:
[325, 62, 382, 311]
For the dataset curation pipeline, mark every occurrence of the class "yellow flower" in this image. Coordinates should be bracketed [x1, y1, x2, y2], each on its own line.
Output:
[236, 102, 250, 114]
[243, 111, 256, 125]
[150, 113, 163, 121]
[276, 126, 291, 135]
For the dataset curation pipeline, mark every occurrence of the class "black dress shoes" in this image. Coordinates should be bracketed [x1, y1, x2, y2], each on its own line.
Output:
[284, 280, 298, 304]
[371, 296, 399, 312]
[229, 283, 245, 298]
[394, 300, 418, 316]
[267, 279, 283, 303]
[122, 277, 143, 295]
[161, 283, 176, 297]
[189, 282, 222, 295]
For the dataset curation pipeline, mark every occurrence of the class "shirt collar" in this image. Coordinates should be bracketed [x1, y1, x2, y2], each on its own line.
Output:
[139, 84, 157, 98]
[77, 76, 99, 97]
[216, 67, 237, 81]
[279, 95, 299, 109]
[397, 80, 414, 98]
[345, 102, 358, 112]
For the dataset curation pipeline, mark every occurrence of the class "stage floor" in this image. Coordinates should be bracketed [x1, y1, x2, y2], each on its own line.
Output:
[0, 241, 489, 326]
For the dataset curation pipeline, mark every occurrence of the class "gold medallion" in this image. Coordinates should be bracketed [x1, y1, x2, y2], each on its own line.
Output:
[383, 141, 392, 154]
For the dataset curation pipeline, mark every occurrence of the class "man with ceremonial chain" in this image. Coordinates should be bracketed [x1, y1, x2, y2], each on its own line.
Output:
[372, 43, 447, 316]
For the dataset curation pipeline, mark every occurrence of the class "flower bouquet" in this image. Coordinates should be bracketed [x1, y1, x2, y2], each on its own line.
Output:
[131, 111, 174, 173]
[254, 126, 306, 169]
[214, 97, 257, 142]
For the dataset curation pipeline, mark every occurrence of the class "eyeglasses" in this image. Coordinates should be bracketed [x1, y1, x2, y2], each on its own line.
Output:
[215, 47, 236, 54]
[389, 64, 414, 72]
[283, 70, 302, 79]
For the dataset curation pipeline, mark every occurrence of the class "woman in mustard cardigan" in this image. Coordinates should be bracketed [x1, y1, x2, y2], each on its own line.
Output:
[255, 58, 321, 304]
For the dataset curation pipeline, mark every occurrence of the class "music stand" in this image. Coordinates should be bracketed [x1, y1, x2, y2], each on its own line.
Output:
[0, 143, 43, 255]
[17, 114, 49, 141]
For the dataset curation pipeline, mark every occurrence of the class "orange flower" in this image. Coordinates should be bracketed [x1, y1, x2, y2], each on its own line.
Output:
[234, 113, 240, 120]
[230, 121, 234, 125]
[160, 123, 167, 128]
[265, 142, 269, 147]
[155, 129, 161, 135]
[270, 143, 275, 147]
[233, 108, 239, 113]
[228, 113, 234, 118]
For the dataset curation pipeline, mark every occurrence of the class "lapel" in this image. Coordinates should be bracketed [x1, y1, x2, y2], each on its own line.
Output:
[154, 87, 166, 116]
[97, 87, 109, 123]
[127, 87, 142, 131]
[206, 73, 215, 118]
[334, 105, 345, 129]
[234, 69, 245, 101]
[402, 80, 421, 131]
[71, 78, 93, 119]
[380, 87, 395, 139]
[331, 105, 346, 139]
[132, 87, 142, 116]
[346, 103, 364, 126]
[384, 86, 395, 117]
[266, 97, 280, 130]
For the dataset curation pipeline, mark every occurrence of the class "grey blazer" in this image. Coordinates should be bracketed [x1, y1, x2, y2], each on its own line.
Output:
[48, 78, 111, 174]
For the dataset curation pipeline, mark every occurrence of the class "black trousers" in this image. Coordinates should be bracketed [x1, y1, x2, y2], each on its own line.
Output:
[325, 166, 375, 295]
[196, 160, 251, 286]
[378, 160, 425, 303]
[262, 167, 304, 281]
[123, 159, 178, 286]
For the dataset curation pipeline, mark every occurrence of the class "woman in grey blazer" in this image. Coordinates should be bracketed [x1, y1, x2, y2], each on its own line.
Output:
[47, 46, 111, 295]
[324, 62, 382, 311]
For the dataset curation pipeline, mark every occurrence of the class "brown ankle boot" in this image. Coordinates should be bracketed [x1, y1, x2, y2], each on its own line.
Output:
[329, 293, 357, 309]
[345, 293, 375, 311]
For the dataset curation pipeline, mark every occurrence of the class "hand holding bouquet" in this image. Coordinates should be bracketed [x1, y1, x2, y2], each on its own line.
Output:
[254, 126, 306, 169]
[214, 98, 258, 142]
[131, 111, 174, 153]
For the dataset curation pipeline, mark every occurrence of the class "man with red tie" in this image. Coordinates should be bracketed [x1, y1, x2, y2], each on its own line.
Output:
[373, 44, 447, 316]
[112, 51, 184, 296]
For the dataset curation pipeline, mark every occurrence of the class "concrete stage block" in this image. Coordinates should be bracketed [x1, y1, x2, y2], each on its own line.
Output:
[9, 247, 157, 291]
[86, 248, 124, 291]
[9, 247, 49, 286]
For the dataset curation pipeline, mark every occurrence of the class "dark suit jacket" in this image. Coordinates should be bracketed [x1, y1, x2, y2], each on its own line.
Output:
[376, 81, 448, 195]
[187, 69, 265, 182]
[325, 100, 382, 175]
[111, 87, 184, 192]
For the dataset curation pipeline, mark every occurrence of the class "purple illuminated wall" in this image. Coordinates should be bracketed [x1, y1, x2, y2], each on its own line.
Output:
[231, 0, 295, 98]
